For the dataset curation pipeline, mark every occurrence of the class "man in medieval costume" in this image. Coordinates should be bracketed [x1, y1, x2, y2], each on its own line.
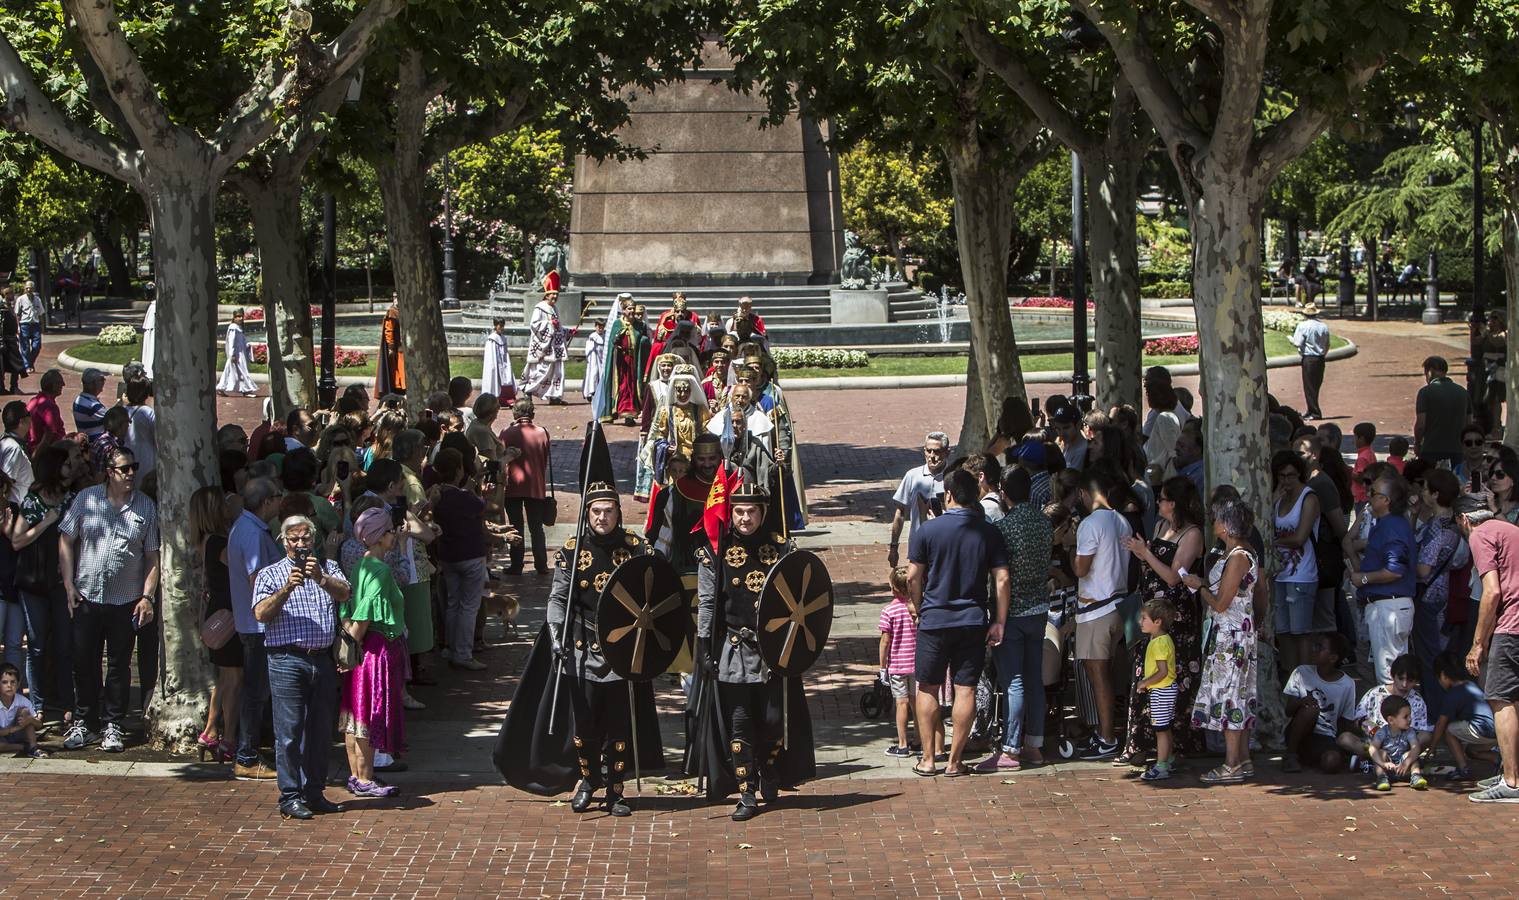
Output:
[580, 318, 606, 403]
[376, 295, 406, 398]
[701, 344, 732, 409]
[495, 481, 663, 815]
[595, 293, 649, 426]
[741, 353, 807, 531]
[648, 292, 701, 374]
[216, 308, 257, 397]
[521, 290, 571, 405]
[646, 433, 721, 676]
[690, 482, 814, 820]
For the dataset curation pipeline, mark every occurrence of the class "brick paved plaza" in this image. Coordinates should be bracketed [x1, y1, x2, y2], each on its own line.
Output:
[5, 317, 1517, 897]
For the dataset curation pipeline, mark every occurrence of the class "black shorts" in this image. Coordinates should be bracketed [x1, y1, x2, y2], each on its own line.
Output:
[1295, 732, 1342, 764]
[1483, 632, 1519, 703]
[915, 625, 987, 688]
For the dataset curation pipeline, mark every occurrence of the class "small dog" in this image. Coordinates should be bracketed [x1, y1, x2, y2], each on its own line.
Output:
[480, 580, 520, 638]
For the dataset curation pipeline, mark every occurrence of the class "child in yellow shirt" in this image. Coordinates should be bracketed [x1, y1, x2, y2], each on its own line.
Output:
[1136, 598, 1178, 781]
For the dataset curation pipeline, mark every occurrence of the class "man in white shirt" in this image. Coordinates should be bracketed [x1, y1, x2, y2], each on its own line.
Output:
[0, 401, 33, 504]
[1071, 468, 1133, 759]
[888, 431, 949, 567]
[1288, 305, 1331, 420]
[13, 281, 45, 369]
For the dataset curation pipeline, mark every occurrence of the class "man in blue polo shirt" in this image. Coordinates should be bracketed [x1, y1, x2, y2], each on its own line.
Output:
[1349, 474, 1415, 683]
[906, 468, 1010, 777]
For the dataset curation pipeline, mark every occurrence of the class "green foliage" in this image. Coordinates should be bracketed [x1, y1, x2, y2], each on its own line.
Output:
[1137, 215, 1191, 281]
[839, 140, 953, 263]
[444, 126, 571, 287]
[1011, 154, 1070, 244]
[1322, 140, 1477, 250]
[95, 324, 137, 346]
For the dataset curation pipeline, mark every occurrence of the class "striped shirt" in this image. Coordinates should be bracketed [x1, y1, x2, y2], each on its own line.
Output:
[72, 393, 108, 437]
[878, 598, 917, 675]
[253, 556, 347, 650]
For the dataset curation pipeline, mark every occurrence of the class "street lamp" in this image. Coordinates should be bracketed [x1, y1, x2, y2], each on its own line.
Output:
[1469, 118, 1486, 404]
[1064, 14, 1103, 400]
[319, 70, 365, 409]
[441, 157, 459, 310]
[1403, 101, 1443, 325]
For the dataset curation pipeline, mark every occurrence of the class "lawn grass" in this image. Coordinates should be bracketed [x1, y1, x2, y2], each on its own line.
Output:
[65, 330, 1343, 381]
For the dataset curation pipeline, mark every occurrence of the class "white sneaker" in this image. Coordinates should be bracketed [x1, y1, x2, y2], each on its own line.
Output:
[62, 721, 94, 750]
[100, 723, 124, 752]
[373, 750, 394, 768]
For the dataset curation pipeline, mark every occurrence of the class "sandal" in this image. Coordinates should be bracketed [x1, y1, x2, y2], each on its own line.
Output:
[912, 763, 939, 777]
[24, 746, 49, 759]
[942, 765, 972, 778]
[1200, 764, 1245, 784]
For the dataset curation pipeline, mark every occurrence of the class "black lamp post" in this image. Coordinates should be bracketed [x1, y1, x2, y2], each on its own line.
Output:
[318, 194, 338, 409]
[1403, 101, 1443, 325]
[1470, 118, 1486, 358]
[1064, 14, 1102, 401]
[440, 158, 459, 310]
[1336, 232, 1354, 315]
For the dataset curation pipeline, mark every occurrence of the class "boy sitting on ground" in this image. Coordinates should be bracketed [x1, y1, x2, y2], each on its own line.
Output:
[0, 664, 46, 758]
[1369, 694, 1429, 791]
[1282, 633, 1358, 773]
[1430, 650, 1500, 779]
[1339, 653, 1433, 770]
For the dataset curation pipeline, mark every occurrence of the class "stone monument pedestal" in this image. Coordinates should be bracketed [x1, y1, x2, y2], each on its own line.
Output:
[520, 290, 585, 329]
[829, 287, 890, 324]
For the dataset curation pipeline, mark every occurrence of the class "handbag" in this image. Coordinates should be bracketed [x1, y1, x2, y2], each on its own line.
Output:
[334, 624, 365, 669]
[200, 608, 235, 650]
[538, 431, 559, 526]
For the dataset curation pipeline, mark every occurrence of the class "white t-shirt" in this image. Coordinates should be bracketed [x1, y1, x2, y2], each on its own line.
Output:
[0, 693, 34, 730]
[1075, 508, 1133, 615]
[126, 404, 157, 479]
[892, 465, 944, 539]
[1284, 665, 1357, 737]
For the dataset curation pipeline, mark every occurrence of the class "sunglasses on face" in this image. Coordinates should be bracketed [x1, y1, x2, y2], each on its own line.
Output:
[110, 463, 139, 474]
[1464, 440, 1485, 447]
[1490, 470, 1512, 481]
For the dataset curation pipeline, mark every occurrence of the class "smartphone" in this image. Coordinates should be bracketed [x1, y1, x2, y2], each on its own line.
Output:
[485, 458, 501, 482]
[391, 497, 408, 528]
[1030, 396, 1042, 416]
[336, 460, 351, 480]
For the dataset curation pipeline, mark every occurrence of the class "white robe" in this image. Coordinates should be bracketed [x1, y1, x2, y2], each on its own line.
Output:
[140, 300, 157, 379]
[581, 330, 606, 400]
[217, 322, 256, 393]
[520, 301, 568, 400]
[481, 332, 516, 400]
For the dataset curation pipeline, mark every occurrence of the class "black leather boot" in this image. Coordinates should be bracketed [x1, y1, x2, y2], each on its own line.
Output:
[731, 792, 759, 821]
[570, 783, 596, 813]
[604, 789, 631, 817]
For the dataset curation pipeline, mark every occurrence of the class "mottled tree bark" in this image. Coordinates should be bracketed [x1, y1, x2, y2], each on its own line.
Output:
[1087, 151, 1143, 412]
[244, 177, 316, 416]
[375, 53, 450, 416]
[1502, 200, 1519, 448]
[945, 133, 1027, 453]
[142, 176, 220, 749]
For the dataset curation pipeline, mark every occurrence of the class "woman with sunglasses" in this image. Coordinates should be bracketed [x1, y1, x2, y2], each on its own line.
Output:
[1485, 446, 1519, 526]
[1270, 451, 1321, 675]
[1453, 425, 1489, 492]
[1118, 476, 1206, 767]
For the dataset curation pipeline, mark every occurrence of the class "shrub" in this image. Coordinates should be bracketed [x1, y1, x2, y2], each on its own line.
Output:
[1142, 334, 1200, 356]
[1142, 279, 1192, 299]
[771, 348, 868, 369]
[1261, 310, 1304, 334]
[96, 324, 138, 346]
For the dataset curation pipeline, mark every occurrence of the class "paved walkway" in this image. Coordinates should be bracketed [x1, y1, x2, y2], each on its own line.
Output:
[4, 314, 1504, 896]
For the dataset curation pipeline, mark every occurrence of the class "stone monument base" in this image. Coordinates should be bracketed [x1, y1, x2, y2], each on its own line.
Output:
[829, 287, 890, 324]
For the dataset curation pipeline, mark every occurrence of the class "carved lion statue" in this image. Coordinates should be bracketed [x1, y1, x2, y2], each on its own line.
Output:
[533, 239, 567, 285]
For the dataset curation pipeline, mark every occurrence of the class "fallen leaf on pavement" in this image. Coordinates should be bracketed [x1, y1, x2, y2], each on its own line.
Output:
[737, 843, 753, 850]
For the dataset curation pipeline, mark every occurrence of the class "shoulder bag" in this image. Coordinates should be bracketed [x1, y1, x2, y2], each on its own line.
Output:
[539, 428, 559, 526]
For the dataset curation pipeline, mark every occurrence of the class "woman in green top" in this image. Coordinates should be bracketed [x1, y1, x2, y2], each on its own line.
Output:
[339, 507, 408, 798]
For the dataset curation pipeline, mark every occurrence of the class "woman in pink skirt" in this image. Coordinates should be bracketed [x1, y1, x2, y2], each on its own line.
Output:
[340, 507, 409, 798]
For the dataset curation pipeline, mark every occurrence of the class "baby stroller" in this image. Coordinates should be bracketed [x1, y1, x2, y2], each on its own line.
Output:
[1044, 587, 1083, 759]
[860, 675, 894, 720]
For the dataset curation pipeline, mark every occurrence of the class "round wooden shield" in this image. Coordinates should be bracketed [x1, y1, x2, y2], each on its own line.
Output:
[757, 549, 834, 677]
[596, 554, 689, 682]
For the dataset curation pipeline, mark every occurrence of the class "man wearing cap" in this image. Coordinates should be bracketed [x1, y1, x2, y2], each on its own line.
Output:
[72, 368, 109, 438]
[1289, 305, 1331, 420]
[1052, 404, 1089, 470]
[694, 482, 804, 820]
[1008, 439, 1051, 506]
[1455, 493, 1519, 802]
[596, 294, 649, 425]
[14, 281, 45, 370]
[547, 482, 649, 817]
[521, 290, 571, 406]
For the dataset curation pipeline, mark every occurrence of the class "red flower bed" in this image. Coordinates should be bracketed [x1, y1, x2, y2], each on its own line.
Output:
[1142, 334, 1200, 355]
[250, 343, 368, 369]
[1011, 296, 1095, 309]
[239, 305, 322, 321]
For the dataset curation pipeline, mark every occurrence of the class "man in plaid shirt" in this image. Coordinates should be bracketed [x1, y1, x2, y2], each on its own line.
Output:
[253, 515, 350, 821]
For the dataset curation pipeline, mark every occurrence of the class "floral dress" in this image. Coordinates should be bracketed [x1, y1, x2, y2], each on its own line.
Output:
[1121, 526, 1205, 758]
[1191, 546, 1259, 732]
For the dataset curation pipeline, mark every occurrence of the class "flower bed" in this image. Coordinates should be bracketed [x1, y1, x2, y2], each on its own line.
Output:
[771, 348, 869, 369]
[1261, 309, 1304, 334]
[250, 343, 367, 369]
[96, 324, 137, 347]
[239, 305, 322, 322]
[1142, 334, 1200, 355]
[1010, 296, 1094, 309]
